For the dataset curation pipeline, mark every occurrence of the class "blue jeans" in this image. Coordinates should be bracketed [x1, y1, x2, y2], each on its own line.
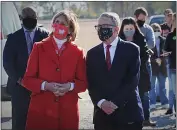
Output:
[140, 62, 151, 120]
[156, 80, 159, 96]
[170, 69, 176, 112]
[149, 73, 168, 105]
[167, 62, 175, 109]
[170, 69, 176, 96]
[140, 92, 150, 120]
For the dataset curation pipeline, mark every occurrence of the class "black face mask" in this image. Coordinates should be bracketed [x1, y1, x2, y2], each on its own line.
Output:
[23, 18, 37, 30]
[137, 20, 145, 27]
[98, 27, 113, 41]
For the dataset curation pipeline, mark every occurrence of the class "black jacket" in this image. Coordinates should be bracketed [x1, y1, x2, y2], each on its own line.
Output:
[151, 36, 167, 76]
[164, 28, 176, 69]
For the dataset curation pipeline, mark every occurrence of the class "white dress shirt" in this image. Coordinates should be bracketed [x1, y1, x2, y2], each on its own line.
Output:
[97, 36, 119, 108]
[23, 27, 36, 42]
[41, 36, 74, 91]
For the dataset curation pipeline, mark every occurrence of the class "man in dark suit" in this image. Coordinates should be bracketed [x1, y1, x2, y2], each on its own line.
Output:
[86, 12, 144, 130]
[3, 7, 49, 130]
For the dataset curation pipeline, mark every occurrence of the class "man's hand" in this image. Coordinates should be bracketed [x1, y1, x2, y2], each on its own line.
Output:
[160, 51, 172, 57]
[101, 100, 118, 115]
[155, 58, 162, 66]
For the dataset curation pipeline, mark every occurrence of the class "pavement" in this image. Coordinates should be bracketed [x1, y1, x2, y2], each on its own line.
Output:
[1, 90, 176, 130]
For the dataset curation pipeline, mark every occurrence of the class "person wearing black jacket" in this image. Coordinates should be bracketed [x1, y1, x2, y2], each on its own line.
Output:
[164, 13, 176, 117]
[119, 17, 156, 127]
[149, 23, 168, 110]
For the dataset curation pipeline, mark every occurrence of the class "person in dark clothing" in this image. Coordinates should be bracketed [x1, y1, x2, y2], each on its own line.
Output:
[118, 17, 156, 127]
[160, 9, 175, 115]
[164, 13, 176, 118]
[3, 7, 49, 130]
[149, 23, 169, 110]
[134, 7, 156, 127]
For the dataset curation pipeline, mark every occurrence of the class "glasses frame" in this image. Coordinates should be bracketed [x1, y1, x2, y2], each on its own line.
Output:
[94, 24, 116, 30]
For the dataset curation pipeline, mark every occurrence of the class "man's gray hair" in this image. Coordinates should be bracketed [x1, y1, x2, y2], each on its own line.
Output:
[99, 12, 121, 27]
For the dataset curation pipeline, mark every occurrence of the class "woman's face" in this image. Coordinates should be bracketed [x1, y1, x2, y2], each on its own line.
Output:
[165, 14, 172, 23]
[123, 24, 136, 38]
[52, 15, 70, 40]
[123, 24, 135, 32]
[54, 15, 68, 26]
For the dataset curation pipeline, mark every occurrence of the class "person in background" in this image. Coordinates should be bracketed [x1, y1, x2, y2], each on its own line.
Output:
[155, 9, 173, 105]
[134, 7, 156, 127]
[164, 13, 176, 116]
[1, 2, 22, 101]
[161, 9, 173, 37]
[3, 7, 49, 130]
[22, 10, 87, 130]
[161, 9, 176, 115]
[87, 12, 144, 130]
[119, 17, 154, 128]
[149, 23, 168, 110]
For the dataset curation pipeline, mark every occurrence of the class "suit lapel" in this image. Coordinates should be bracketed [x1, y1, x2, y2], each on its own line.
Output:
[97, 43, 108, 72]
[42, 36, 60, 66]
[97, 39, 122, 73]
[19, 28, 29, 59]
[33, 27, 40, 43]
[109, 39, 121, 72]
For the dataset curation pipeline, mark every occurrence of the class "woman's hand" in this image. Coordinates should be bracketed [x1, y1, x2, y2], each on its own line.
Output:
[55, 83, 71, 93]
[44, 82, 58, 92]
[53, 89, 66, 97]
[44, 82, 71, 97]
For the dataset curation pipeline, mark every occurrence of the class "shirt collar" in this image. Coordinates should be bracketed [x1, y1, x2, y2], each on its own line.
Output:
[23, 26, 36, 33]
[103, 36, 119, 48]
[53, 36, 67, 45]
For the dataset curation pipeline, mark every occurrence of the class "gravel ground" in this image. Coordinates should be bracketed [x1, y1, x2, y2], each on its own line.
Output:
[1, 91, 176, 130]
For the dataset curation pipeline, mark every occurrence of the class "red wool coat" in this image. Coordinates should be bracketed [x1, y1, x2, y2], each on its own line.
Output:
[22, 36, 87, 130]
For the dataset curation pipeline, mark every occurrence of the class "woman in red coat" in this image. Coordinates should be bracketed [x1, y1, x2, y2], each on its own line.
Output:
[22, 10, 87, 130]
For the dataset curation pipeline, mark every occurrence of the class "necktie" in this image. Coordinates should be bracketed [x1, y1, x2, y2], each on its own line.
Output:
[26, 31, 33, 55]
[106, 45, 112, 70]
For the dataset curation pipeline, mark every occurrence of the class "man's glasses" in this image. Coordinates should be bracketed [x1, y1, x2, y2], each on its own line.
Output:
[94, 24, 115, 31]
[154, 30, 160, 32]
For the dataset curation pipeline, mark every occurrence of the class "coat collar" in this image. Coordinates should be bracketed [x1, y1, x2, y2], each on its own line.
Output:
[41, 35, 71, 66]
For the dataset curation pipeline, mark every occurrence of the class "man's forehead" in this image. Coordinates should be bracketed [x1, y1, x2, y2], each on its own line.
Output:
[98, 17, 113, 25]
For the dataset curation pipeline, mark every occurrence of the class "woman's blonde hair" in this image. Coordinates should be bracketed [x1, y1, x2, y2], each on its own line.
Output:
[51, 10, 79, 41]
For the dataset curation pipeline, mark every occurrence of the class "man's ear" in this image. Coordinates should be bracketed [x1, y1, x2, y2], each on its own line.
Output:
[114, 26, 119, 35]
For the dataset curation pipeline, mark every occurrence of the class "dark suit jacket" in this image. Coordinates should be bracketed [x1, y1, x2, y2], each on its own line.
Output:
[86, 38, 144, 125]
[120, 33, 151, 94]
[3, 26, 49, 95]
[151, 36, 167, 77]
